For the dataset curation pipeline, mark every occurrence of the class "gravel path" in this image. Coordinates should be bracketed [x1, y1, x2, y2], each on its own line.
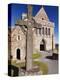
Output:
[39, 51, 58, 74]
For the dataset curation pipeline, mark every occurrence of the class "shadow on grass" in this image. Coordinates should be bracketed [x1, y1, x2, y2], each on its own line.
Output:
[46, 53, 58, 60]
[8, 60, 26, 77]
[8, 65, 19, 77]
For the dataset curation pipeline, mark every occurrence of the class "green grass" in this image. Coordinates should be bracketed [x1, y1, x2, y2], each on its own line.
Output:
[10, 60, 48, 75]
[32, 53, 42, 59]
[9, 51, 48, 75]
[11, 60, 25, 68]
[33, 61, 48, 74]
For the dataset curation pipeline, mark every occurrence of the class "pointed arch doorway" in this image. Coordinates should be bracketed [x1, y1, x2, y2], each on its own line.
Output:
[16, 48, 20, 60]
[40, 39, 46, 51]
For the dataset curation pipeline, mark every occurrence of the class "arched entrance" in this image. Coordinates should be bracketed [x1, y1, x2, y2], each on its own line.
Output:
[40, 39, 46, 51]
[16, 49, 20, 60]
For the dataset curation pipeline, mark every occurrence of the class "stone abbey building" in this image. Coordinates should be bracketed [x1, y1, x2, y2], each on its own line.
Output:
[8, 7, 55, 61]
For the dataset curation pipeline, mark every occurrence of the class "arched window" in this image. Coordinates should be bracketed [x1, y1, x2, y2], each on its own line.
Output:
[16, 48, 20, 60]
[39, 28, 41, 35]
[46, 28, 47, 35]
[42, 27, 44, 35]
[48, 28, 50, 35]
[17, 35, 21, 40]
[40, 39, 46, 51]
[42, 18, 44, 20]
[18, 35, 20, 40]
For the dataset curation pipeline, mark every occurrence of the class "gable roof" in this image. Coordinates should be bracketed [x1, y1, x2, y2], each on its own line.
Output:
[34, 6, 49, 23]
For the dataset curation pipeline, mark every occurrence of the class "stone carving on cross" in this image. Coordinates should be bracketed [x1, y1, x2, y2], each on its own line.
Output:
[15, 5, 36, 71]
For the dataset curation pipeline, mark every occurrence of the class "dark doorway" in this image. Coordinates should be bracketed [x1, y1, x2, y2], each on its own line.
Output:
[16, 49, 20, 60]
[40, 44, 45, 51]
[40, 39, 45, 51]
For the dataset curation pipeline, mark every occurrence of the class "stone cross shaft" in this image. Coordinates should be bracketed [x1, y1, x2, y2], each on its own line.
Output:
[16, 5, 34, 71]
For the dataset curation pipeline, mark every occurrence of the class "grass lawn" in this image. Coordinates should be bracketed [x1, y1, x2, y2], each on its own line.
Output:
[32, 53, 42, 59]
[32, 53, 48, 74]
[11, 60, 25, 68]
[9, 52, 48, 75]
[10, 60, 48, 75]
[33, 61, 48, 74]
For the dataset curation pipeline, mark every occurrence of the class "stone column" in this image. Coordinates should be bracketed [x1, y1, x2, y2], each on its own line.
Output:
[26, 27, 33, 71]
[52, 34, 54, 52]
